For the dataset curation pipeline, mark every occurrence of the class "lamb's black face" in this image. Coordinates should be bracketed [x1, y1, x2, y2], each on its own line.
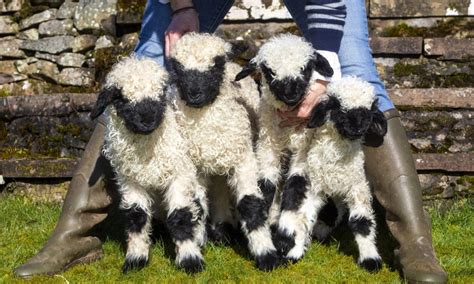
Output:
[261, 62, 313, 107]
[307, 97, 388, 141]
[331, 107, 373, 140]
[169, 56, 226, 108]
[90, 86, 167, 135]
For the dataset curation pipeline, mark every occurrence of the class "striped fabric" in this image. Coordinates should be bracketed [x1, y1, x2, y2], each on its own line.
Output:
[305, 0, 347, 53]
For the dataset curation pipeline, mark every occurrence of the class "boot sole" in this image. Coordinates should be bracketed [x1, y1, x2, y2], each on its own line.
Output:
[62, 249, 104, 273]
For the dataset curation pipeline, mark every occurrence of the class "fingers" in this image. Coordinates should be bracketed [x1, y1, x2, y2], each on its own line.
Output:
[165, 31, 182, 57]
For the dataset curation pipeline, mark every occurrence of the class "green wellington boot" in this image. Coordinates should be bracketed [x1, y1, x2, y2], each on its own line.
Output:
[364, 109, 448, 283]
[14, 116, 114, 278]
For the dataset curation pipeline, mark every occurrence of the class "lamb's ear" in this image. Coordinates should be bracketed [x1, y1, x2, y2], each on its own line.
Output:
[307, 96, 340, 128]
[235, 61, 257, 81]
[310, 52, 334, 78]
[90, 86, 121, 119]
[228, 41, 249, 60]
[368, 101, 388, 138]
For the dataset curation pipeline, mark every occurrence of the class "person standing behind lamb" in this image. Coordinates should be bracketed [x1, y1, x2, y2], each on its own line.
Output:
[14, 1, 447, 283]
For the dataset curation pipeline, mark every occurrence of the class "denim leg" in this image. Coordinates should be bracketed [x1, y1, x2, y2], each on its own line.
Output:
[339, 0, 394, 112]
[284, 0, 394, 112]
[134, 0, 234, 67]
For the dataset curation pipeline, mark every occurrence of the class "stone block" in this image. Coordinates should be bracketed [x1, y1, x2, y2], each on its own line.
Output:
[71, 34, 97, 52]
[424, 38, 474, 60]
[57, 0, 78, 19]
[20, 8, 57, 30]
[226, 0, 290, 20]
[370, 0, 471, 17]
[17, 28, 40, 40]
[0, 73, 27, 84]
[73, 0, 117, 31]
[94, 35, 114, 50]
[370, 37, 423, 55]
[58, 67, 94, 86]
[0, 60, 17, 74]
[0, 16, 19, 35]
[38, 19, 74, 36]
[0, 0, 23, 13]
[21, 35, 74, 54]
[0, 39, 26, 58]
[35, 52, 58, 62]
[57, 52, 85, 67]
[33, 59, 59, 82]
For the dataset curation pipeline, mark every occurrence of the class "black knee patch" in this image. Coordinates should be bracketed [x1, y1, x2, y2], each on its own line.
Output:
[359, 258, 382, 273]
[258, 179, 276, 211]
[237, 195, 267, 232]
[124, 206, 147, 233]
[166, 207, 196, 241]
[281, 175, 308, 211]
[271, 225, 296, 256]
[318, 198, 338, 227]
[348, 216, 374, 236]
[122, 256, 148, 274]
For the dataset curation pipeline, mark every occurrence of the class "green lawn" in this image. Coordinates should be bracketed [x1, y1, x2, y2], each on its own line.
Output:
[0, 195, 472, 283]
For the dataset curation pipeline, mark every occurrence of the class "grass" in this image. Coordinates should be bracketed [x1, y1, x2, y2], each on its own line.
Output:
[0, 195, 472, 283]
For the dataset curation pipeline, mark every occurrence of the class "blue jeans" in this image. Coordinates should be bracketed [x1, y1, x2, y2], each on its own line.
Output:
[134, 0, 395, 112]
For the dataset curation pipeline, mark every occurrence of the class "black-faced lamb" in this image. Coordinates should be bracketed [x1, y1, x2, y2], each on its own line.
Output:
[168, 33, 280, 271]
[90, 56, 208, 274]
[302, 76, 387, 272]
[235, 33, 334, 259]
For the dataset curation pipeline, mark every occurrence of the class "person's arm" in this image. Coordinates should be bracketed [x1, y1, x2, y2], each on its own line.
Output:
[163, 0, 199, 57]
[279, 0, 346, 128]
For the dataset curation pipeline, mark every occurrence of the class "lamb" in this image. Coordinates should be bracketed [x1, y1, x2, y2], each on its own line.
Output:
[234, 33, 335, 258]
[302, 76, 387, 272]
[168, 33, 280, 271]
[236, 34, 387, 272]
[90, 56, 208, 274]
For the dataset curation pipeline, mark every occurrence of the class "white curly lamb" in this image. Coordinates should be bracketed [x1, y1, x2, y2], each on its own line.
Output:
[168, 33, 280, 271]
[235, 33, 335, 258]
[90, 56, 208, 274]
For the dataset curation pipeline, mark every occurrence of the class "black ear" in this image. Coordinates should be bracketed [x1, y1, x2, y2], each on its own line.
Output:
[310, 52, 334, 78]
[368, 101, 387, 138]
[90, 86, 121, 119]
[307, 96, 340, 128]
[228, 41, 249, 60]
[235, 61, 257, 81]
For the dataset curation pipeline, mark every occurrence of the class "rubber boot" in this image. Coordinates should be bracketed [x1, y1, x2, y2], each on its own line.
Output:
[14, 116, 113, 278]
[364, 109, 447, 283]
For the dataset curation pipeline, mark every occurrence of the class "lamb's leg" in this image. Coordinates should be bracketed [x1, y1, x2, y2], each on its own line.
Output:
[230, 152, 280, 271]
[272, 151, 322, 262]
[120, 182, 153, 273]
[312, 196, 347, 243]
[345, 182, 382, 272]
[165, 177, 207, 274]
[207, 175, 236, 244]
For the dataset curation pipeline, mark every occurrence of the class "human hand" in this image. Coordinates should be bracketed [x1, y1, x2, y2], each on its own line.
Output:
[165, 8, 199, 57]
[278, 80, 328, 129]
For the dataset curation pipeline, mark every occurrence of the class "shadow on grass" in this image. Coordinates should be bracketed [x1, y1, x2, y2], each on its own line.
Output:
[317, 199, 402, 277]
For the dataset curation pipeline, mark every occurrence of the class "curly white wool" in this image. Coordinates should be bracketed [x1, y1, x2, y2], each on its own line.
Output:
[252, 33, 314, 80]
[327, 76, 375, 110]
[104, 55, 169, 103]
[171, 33, 232, 72]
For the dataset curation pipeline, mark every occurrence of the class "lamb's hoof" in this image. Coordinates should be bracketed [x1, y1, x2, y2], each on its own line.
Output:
[283, 256, 301, 265]
[122, 257, 148, 274]
[178, 256, 205, 274]
[255, 251, 281, 271]
[359, 258, 382, 273]
[271, 227, 295, 256]
[207, 222, 235, 245]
